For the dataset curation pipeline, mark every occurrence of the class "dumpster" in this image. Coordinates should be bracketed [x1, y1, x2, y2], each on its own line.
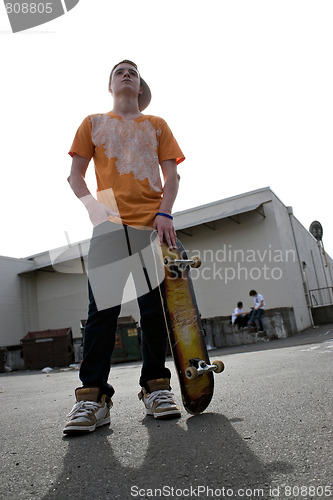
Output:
[0, 348, 7, 373]
[112, 316, 142, 364]
[21, 328, 74, 370]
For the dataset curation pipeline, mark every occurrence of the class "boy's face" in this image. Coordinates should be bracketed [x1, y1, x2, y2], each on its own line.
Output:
[109, 63, 143, 99]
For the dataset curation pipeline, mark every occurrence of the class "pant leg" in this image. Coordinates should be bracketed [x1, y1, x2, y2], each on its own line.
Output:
[255, 309, 264, 330]
[249, 309, 256, 324]
[79, 281, 121, 398]
[138, 282, 171, 388]
[240, 314, 250, 327]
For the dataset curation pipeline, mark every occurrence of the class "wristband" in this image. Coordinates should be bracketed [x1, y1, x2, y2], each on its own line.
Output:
[156, 212, 173, 220]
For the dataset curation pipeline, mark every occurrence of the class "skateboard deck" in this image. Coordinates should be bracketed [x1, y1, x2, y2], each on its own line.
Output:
[151, 234, 224, 414]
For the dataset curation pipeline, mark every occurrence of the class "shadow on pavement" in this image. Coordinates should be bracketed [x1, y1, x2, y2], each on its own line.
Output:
[42, 413, 293, 500]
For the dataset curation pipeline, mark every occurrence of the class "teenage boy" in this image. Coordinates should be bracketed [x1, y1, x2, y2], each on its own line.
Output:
[63, 60, 185, 434]
[231, 301, 249, 329]
[248, 290, 265, 332]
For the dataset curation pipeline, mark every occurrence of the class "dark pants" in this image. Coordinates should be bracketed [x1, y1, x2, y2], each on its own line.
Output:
[79, 222, 171, 398]
[234, 314, 249, 328]
[249, 309, 264, 331]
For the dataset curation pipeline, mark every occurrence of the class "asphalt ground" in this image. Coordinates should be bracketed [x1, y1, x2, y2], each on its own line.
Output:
[0, 325, 332, 500]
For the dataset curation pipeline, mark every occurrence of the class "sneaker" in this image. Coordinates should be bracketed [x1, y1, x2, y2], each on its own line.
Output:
[138, 378, 181, 419]
[63, 387, 112, 434]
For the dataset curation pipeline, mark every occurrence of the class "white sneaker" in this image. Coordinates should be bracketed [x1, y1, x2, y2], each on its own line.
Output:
[63, 387, 112, 434]
[138, 378, 181, 419]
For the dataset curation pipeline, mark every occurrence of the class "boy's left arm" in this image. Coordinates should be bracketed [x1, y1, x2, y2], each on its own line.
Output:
[153, 159, 180, 248]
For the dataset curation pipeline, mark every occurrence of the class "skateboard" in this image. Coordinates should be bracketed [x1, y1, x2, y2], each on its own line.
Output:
[151, 234, 224, 414]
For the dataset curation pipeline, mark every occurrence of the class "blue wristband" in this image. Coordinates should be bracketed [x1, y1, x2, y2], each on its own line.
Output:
[156, 212, 173, 220]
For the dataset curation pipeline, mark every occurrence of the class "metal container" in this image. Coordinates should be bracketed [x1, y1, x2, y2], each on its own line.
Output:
[112, 316, 142, 364]
[21, 328, 74, 370]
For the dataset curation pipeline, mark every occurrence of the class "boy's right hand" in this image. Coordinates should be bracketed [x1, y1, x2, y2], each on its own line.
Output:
[80, 195, 119, 226]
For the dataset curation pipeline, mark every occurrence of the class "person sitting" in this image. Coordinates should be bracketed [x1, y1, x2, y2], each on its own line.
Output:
[231, 302, 250, 330]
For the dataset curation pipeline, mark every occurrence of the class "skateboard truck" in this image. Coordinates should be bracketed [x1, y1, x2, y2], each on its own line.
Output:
[164, 256, 201, 269]
[185, 358, 224, 380]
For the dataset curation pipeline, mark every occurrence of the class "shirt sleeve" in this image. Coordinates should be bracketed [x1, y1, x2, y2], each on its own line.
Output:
[68, 116, 94, 160]
[158, 119, 185, 165]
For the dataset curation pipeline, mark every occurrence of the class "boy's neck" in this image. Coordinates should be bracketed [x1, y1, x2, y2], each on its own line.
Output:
[112, 97, 142, 120]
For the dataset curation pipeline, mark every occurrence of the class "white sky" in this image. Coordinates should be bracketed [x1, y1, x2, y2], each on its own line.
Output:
[1, 0, 332, 259]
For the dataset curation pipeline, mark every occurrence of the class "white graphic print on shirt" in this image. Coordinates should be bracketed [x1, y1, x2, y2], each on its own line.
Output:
[90, 115, 162, 193]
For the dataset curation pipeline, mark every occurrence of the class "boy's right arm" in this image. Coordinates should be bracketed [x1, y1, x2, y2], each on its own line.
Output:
[67, 153, 118, 226]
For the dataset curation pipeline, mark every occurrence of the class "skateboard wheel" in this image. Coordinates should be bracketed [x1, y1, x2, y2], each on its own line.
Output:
[212, 360, 225, 373]
[190, 256, 201, 268]
[185, 366, 198, 380]
[163, 256, 174, 267]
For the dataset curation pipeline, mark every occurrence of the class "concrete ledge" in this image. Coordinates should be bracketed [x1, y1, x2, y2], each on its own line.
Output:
[202, 307, 298, 349]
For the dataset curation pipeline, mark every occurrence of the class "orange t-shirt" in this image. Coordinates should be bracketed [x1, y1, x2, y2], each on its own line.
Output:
[69, 112, 185, 228]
